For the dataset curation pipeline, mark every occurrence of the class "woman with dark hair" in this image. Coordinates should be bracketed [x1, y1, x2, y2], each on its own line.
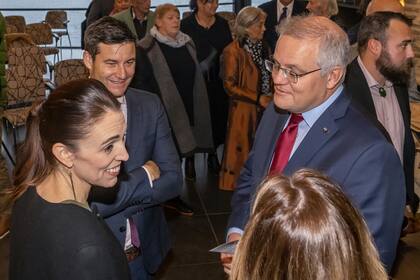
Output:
[218, 6, 272, 190]
[131, 3, 213, 183]
[230, 169, 388, 280]
[181, 0, 232, 173]
[4, 79, 131, 279]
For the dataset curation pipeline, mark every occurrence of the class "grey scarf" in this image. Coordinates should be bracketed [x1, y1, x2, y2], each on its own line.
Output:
[150, 26, 191, 48]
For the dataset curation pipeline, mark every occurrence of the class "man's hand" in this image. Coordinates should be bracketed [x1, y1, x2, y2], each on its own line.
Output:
[143, 160, 160, 181]
[220, 232, 241, 275]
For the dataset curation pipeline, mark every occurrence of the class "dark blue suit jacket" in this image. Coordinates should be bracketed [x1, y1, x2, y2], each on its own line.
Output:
[259, 0, 307, 51]
[228, 90, 405, 270]
[91, 88, 182, 278]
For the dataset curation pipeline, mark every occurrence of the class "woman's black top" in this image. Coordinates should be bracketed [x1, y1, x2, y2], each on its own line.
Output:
[9, 187, 130, 280]
[158, 41, 196, 125]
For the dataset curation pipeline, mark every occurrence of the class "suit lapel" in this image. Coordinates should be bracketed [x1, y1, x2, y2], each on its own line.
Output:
[261, 109, 289, 174]
[283, 92, 349, 174]
[124, 91, 138, 165]
[346, 60, 377, 118]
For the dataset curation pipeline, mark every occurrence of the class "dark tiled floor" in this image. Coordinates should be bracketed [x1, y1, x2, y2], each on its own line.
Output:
[1, 152, 420, 279]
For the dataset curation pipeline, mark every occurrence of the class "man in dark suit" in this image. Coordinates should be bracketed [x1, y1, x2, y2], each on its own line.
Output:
[345, 12, 419, 216]
[221, 15, 405, 274]
[83, 17, 182, 280]
[258, 0, 307, 51]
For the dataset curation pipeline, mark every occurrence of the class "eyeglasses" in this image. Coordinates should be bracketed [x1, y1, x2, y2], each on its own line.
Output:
[264, 59, 321, 84]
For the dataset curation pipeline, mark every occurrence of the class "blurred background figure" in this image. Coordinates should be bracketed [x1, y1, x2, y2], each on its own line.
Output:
[258, 0, 307, 52]
[111, 0, 134, 16]
[132, 3, 213, 215]
[230, 169, 388, 280]
[86, 0, 116, 27]
[306, 0, 338, 18]
[4, 80, 130, 279]
[113, 0, 155, 41]
[181, 0, 233, 174]
[218, 6, 272, 191]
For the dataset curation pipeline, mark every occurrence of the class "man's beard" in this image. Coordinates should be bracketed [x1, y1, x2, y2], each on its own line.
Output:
[376, 49, 413, 85]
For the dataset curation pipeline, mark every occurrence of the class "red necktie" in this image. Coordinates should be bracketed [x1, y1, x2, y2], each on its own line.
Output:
[270, 113, 304, 173]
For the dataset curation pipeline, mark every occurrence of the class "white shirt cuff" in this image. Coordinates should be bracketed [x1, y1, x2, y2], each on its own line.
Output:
[142, 166, 154, 188]
[226, 227, 243, 242]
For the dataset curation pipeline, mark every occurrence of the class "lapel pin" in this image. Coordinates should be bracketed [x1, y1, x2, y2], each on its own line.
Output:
[322, 127, 328, 134]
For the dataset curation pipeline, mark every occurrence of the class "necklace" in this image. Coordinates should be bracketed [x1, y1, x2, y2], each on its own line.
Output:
[195, 14, 215, 29]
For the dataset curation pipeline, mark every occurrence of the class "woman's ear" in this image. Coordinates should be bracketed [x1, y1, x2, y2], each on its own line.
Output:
[52, 143, 75, 169]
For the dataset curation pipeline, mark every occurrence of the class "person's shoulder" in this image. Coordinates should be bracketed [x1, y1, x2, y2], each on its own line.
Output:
[343, 97, 389, 142]
[126, 88, 161, 105]
[258, 0, 275, 10]
[112, 7, 131, 20]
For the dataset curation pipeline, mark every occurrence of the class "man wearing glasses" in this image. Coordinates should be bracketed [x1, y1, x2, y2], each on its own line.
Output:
[222, 15, 405, 274]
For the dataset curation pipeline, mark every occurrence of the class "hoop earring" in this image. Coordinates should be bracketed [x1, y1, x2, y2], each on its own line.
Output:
[68, 169, 76, 201]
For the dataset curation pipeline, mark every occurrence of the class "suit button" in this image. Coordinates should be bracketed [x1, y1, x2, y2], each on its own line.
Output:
[119, 226, 126, 232]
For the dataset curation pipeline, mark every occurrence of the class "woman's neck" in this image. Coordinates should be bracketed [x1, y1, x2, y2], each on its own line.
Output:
[195, 11, 215, 29]
[36, 170, 90, 204]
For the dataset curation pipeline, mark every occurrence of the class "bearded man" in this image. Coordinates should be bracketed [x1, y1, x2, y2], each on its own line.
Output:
[345, 11, 419, 215]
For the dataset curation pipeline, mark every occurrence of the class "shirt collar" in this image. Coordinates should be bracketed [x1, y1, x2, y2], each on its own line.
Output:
[132, 7, 148, 21]
[301, 84, 344, 128]
[277, 0, 295, 12]
[357, 56, 393, 89]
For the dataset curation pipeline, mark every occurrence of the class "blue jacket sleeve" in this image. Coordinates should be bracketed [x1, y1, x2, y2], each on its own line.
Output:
[342, 141, 405, 271]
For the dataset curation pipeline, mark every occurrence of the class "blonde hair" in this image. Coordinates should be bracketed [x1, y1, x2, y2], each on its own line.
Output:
[155, 3, 180, 20]
[234, 6, 266, 43]
[230, 169, 388, 280]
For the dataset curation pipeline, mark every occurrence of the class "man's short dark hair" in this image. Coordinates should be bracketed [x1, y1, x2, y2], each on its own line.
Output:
[358, 11, 412, 54]
[84, 16, 136, 60]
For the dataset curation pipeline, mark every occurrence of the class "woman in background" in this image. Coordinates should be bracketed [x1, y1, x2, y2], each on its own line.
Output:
[5, 79, 130, 279]
[131, 3, 214, 215]
[181, 0, 232, 173]
[219, 6, 272, 191]
[230, 169, 388, 280]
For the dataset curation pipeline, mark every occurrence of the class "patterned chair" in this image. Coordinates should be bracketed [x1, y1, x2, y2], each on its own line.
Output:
[25, 22, 60, 63]
[4, 16, 26, 33]
[44, 10, 72, 59]
[53, 59, 89, 87]
[7, 46, 47, 75]
[4, 33, 35, 49]
[5, 24, 18, 34]
[2, 46, 46, 157]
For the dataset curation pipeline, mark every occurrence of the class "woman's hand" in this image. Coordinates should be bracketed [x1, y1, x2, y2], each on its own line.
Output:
[220, 232, 241, 275]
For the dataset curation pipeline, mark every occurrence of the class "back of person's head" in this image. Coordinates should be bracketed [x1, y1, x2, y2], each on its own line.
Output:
[84, 16, 135, 60]
[278, 15, 349, 76]
[358, 11, 411, 54]
[231, 169, 387, 280]
[234, 6, 266, 44]
[1, 79, 120, 211]
[155, 3, 180, 19]
[366, 0, 404, 16]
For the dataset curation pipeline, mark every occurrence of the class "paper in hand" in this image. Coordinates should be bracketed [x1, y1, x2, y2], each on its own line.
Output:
[209, 240, 239, 254]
